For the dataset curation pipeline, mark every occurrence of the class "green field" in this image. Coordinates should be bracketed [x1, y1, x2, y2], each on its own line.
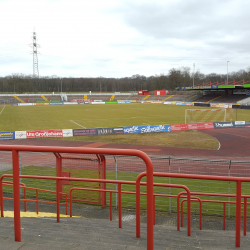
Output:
[1, 166, 248, 216]
[1, 104, 250, 149]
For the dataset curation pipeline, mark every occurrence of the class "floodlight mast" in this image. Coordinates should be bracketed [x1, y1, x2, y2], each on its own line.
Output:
[32, 31, 39, 78]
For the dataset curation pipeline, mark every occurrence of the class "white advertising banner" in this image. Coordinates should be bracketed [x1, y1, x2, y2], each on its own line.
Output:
[18, 103, 34, 106]
[15, 131, 27, 139]
[63, 129, 73, 137]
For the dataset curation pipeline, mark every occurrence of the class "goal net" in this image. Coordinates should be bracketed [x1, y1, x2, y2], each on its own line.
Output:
[185, 109, 233, 124]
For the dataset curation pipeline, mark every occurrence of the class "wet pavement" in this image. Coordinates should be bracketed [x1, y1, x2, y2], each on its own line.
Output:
[1, 200, 250, 250]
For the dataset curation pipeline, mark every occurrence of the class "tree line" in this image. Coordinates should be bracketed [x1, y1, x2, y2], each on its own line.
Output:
[0, 66, 250, 93]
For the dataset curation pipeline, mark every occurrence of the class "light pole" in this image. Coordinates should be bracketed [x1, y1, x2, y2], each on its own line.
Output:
[193, 63, 195, 88]
[227, 61, 230, 84]
[60, 78, 62, 94]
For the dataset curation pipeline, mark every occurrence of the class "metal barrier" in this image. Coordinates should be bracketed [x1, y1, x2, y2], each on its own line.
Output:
[0, 145, 154, 249]
[1, 145, 250, 249]
[137, 171, 250, 248]
[2, 181, 67, 215]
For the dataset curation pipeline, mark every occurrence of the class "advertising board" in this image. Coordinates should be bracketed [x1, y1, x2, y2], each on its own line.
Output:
[112, 127, 124, 134]
[63, 102, 78, 105]
[35, 103, 49, 106]
[0, 131, 15, 140]
[170, 124, 187, 131]
[234, 121, 246, 128]
[15, 131, 27, 139]
[26, 130, 63, 138]
[245, 121, 250, 127]
[18, 103, 34, 106]
[187, 122, 214, 130]
[214, 122, 234, 128]
[63, 129, 73, 137]
[124, 125, 171, 134]
[73, 129, 97, 136]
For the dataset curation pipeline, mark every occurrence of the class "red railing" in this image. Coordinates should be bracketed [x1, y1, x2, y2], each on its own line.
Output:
[0, 145, 154, 249]
[179, 192, 250, 235]
[137, 172, 250, 248]
[1, 144, 250, 249]
[1, 181, 68, 215]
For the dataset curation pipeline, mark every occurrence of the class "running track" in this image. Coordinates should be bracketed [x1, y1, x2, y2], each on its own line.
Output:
[0, 127, 249, 160]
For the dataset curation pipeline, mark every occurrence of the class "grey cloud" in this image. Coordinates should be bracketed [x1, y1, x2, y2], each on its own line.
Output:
[116, 0, 250, 41]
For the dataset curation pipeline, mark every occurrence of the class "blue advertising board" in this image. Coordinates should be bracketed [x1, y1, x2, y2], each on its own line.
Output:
[0, 131, 15, 140]
[123, 125, 171, 134]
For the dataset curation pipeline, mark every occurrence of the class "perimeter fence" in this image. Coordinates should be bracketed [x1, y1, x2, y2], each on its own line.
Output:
[1, 151, 250, 217]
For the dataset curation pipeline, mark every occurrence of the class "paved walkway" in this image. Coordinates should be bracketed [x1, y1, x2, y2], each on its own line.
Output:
[1, 201, 250, 250]
[1, 212, 250, 250]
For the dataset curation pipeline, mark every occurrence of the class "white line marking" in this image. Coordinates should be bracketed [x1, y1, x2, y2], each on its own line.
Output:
[0, 106, 5, 115]
[70, 120, 86, 128]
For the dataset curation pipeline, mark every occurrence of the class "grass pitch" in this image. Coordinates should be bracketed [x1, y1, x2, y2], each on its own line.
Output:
[1, 104, 249, 149]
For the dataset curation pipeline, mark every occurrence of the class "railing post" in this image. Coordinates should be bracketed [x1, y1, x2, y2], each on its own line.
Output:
[244, 197, 247, 236]
[228, 160, 231, 218]
[118, 183, 122, 228]
[0, 177, 4, 217]
[235, 180, 241, 247]
[169, 156, 171, 214]
[114, 156, 118, 209]
[56, 179, 60, 223]
[12, 149, 21, 242]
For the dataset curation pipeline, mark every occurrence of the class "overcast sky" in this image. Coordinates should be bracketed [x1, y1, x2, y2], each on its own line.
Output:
[0, 0, 250, 78]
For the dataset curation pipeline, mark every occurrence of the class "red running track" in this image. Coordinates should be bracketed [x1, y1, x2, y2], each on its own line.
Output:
[0, 127, 249, 160]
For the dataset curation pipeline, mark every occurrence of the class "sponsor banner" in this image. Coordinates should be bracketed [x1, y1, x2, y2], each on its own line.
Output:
[12, 103, 18, 106]
[234, 121, 246, 128]
[170, 124, 187, 131]
[171, 101, 176, 105]
[15, 131, 27, 139]
[49, 102, 63, 105]
[112, 127, 124, 134]
[96, 127, 124, 135]
[35, 103, 49, 106]
[0, 131, 15, 140]
[97, 127, 114, 135]
[63, 102, 78, 105]
[124, 125, 171, 134]
[91, 102, 105, 104]
[26, 130, 63, 138]
[118, 101, 132, 104]
[63, 129, 73, 137]
[210, 104, 226, 108]
[175, 102, 182, 105]
[187, 122, 214, 130]
[18, 103, 34, 106]
[73, 129, 97, 136]
[181, 103, 186, 105]
[245, 121, 250, 127]
[214, 122, 235, 129]
[186, 102, 194, 106]
[78, 102, 87, 104]
[163, 101, 172, 105]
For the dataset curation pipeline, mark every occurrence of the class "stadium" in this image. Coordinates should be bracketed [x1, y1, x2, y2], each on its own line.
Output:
[1, 78, 250, 249]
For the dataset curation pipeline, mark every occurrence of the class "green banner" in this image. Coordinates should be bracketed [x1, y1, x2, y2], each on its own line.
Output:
[218, 85, 235, 89]
[36, 100, 60, 103]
